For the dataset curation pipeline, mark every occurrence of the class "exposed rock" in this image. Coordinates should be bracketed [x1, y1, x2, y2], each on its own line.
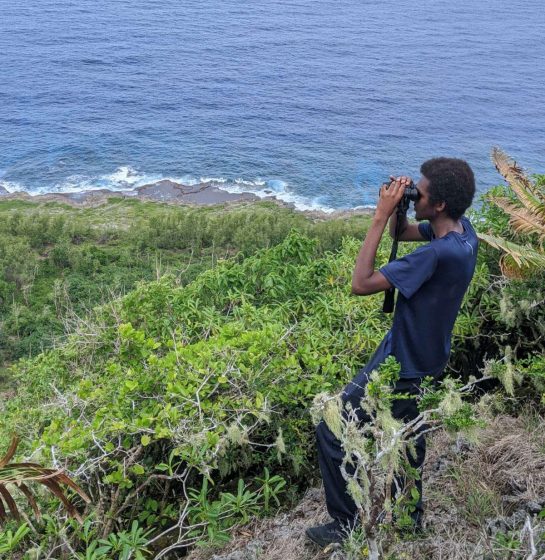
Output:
[486, 510, 528, 536]
[211, 540, 264, 560]
[526, 500, 544, 515]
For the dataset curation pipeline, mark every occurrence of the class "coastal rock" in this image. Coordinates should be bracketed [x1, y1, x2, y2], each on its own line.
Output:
[136, 179, 258, 204]
[0, 181, 261, 208]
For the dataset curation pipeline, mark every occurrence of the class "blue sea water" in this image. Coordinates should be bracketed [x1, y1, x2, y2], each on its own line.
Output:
[1, 0, 544, 211]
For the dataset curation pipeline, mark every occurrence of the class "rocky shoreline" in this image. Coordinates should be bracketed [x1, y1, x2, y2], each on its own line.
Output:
[0, 179, 257, 205]
[0, 179, 374, 220]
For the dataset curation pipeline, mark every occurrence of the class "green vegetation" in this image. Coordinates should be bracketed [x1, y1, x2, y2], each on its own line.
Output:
[2, 229, 394, 552]
[1, 164, 545, 560]
[0, 199, 371, 372]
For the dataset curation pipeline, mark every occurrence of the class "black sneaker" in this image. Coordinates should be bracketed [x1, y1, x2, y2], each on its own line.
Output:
[305, 520, 347, 547]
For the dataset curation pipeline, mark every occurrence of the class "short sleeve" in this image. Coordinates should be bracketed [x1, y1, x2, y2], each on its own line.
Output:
[380, 244, 438, 299]
[418, 222, 434, 241]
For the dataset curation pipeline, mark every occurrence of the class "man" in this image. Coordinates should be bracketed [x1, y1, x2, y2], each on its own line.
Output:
[306, 158, 478, 547]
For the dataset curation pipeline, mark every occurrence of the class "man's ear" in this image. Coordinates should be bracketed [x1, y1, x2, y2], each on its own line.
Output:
[435, 201, 446, 213]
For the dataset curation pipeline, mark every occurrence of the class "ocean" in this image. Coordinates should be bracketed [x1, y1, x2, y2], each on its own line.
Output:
[1, 0, 544, 211]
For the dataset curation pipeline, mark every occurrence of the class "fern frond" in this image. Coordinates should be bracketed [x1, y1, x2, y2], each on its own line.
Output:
[478, 232, 545, 271]
[488, 196, 545, 240]
[491, 148, 545, 219]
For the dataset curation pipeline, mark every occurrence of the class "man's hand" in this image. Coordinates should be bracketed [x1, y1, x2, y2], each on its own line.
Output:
[375, 176, 412, 221]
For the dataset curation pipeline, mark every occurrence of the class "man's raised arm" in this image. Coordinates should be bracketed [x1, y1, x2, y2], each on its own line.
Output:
[387, 175, 426, 242]
[352, 179, 405, 296]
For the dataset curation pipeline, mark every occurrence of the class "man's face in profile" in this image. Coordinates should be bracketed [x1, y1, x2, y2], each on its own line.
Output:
[414, 175, 433, 221]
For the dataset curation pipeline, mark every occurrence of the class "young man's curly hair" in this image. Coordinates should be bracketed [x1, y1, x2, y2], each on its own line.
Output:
[420, 158, 475, 220]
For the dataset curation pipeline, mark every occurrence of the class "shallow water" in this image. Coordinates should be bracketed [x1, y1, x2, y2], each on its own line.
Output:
[1, 0, 544, 210]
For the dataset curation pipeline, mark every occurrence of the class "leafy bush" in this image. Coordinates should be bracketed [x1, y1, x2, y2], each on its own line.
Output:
[2, 230, 394, 554]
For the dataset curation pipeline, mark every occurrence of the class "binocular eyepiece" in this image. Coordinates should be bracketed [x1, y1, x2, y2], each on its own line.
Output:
[400, 181, 420, 203]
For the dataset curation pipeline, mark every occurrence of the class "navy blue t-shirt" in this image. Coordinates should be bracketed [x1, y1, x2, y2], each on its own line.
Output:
[364, 216, 478, 379]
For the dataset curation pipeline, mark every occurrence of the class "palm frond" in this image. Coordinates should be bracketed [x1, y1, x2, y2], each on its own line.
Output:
[0, 486, 20, 522]
[498, 254, 532, 279]
[478, 232, 545, 274]
[0, 436, 19, 468]
[488, 196, 545, 240]
[0, 435, 91, 525]
[491, 147, 545, 219]
[17, 483, 40, 519]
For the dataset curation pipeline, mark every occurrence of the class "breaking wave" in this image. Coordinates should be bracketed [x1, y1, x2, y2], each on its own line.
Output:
[0, 168, 338, 213]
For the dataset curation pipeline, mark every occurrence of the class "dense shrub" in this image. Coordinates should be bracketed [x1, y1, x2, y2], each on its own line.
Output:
[0, 200, 371, 366]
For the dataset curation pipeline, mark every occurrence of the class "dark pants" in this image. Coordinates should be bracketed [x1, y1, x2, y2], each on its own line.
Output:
[316, 369, 427, 526]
